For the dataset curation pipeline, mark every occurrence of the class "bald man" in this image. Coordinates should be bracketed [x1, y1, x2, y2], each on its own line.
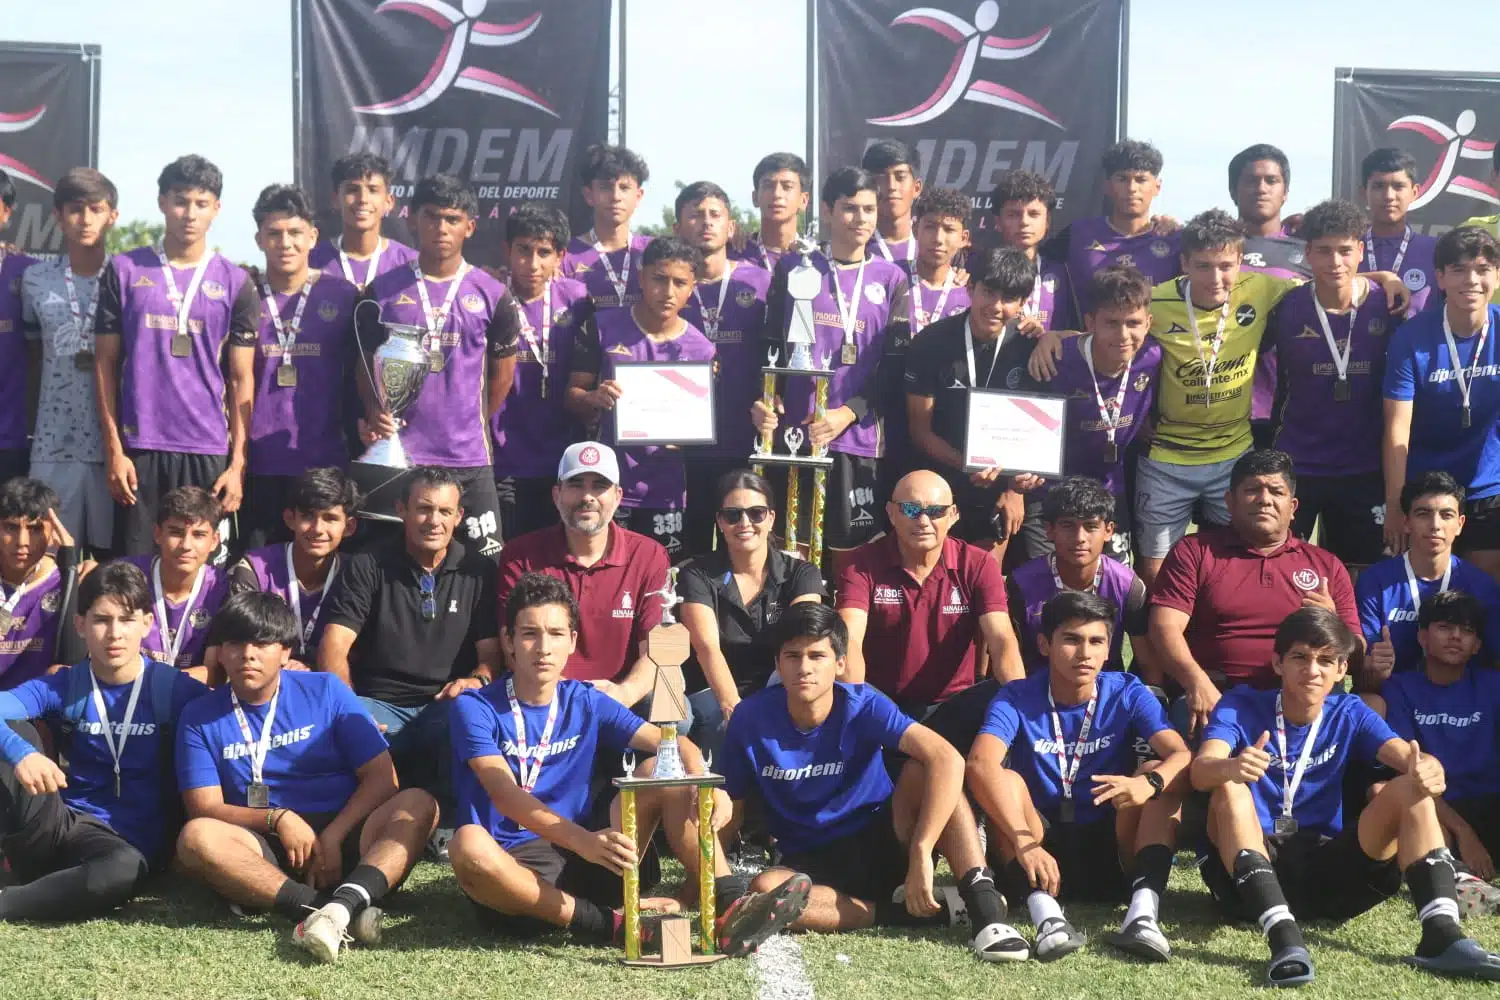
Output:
[836, 470, 1024, 718]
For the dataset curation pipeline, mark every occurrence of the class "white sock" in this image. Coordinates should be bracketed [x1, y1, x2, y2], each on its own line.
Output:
[1027, 890, 1064, 928]
[1121, 886, 1160, 929]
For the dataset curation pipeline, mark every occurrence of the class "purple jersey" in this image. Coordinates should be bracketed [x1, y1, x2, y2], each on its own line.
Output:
[773, 252, 909, 458]
[867, 231, 917, 275]
[492, 278, 591, 479]
[733, 236, 791, 273]
[1265, 281, 1392, 477]
[681, 261, 770, 460]
[1240, 232, 1311, 422]
[0, 566, 62, 689]
[907, 273, 972, 335]
[562, 233, 653, 311]
[575, 310, 716, 510]
[238, 544, 339, 657]
[0, 250, 37, 450]
[99, 248, 260, 455]
[308, 237, 418, 291]
[1065, 217, 1181, 288]
[249, 272, 358, 476]
[1033, 256, 1073, 332]
[1050, 334, 1160, 499]
[1010, 554, 1138, 673]
[1361, 229, 1438, 316]
[123, 556, 230, 669]
[356, 264, 518, 468]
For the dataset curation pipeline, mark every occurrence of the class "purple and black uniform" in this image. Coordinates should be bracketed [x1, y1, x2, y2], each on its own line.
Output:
[867, 232, 917, 276]
[122, 555, 231, 670]
[1360, 228, 1437, 316]
[308, 237, 418, 292]
[1239, 230, 1311, 433]
[1057, 218, 1181, 321]
[231, 544, 341, 660]
[0, 249, 37, 480]
[1006, 554, 1148, 675]
[0, 563, 65, 690]
[561, 233, 652, 312]
[733, 235, 792, 274]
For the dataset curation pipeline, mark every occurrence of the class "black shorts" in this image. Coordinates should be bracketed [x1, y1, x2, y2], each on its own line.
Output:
[1449, 795, 1500, 862]
[614, 506, 686, 558]
[1292, 471, 1385, 566]
[353, 464, 503, 559]
[115, 450, 231, 559]
[239, 473, 296, 552]
[827, 452, 883, 551]
[1200, 826, 1401, 923]
[684, 457, 745, 556]
[495, 475, 558, 540]
[1034, 817, 1130, 903]
[250, 810, 368, 879]
[923, 680, 1003, 758]
[1458, 495, 1500, 555]
[778, 804, 907, 904]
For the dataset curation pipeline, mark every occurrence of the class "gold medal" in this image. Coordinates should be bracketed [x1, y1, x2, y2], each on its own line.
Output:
[171, 332, 192, 358]
[276, 362, 298, 388]
[841, 341, 857, 366]
[429, 350, 446, 373]
[73, 350, 95, 371]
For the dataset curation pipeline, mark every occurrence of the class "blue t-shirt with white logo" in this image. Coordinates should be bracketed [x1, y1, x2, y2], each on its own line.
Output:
[1383, 304, 1500, 499]
[450, 676, 646, 848]
[0, 659, 207, 864]
[1203, 686, 1396, 839]
[721, 682, 914, 856]
[1355, 554, 1500, 671]
[1383, 667, 1500, 802]
[176, 670, 388, 815]
[979, 671, 1169, 825]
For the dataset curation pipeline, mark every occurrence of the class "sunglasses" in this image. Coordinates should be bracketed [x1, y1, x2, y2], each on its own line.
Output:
[717, 506, 771, 525]
[896, 501, 954, 521]
[419, 572, 436, 622]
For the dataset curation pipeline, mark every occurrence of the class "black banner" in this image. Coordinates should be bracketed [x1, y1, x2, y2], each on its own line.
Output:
[294, 0, 612, 266]
[0, 42, 101, 254]
[1333, 68, 1500, 235]
[815, 0, 1126, 232]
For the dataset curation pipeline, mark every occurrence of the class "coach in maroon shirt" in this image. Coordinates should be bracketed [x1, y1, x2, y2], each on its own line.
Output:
[837, 469, 1024, 715]
[1149, 449, 1360, 734]
[496, 441, 671, 706]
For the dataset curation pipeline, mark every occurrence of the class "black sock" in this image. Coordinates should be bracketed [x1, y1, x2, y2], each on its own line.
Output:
[957, 866, 1007, 929]
[1131, 843, 1174, 899]
[273, 878, 320, 920]
[329, 864, 390, 920]
[1232, 849, 1303, 956]
[566, 897, 615, 944]
[1001, 859, 1035, 913]
[1405, 848, 1465, 958]
[873, 895, 950, 928]
[714, 873, 750, 915]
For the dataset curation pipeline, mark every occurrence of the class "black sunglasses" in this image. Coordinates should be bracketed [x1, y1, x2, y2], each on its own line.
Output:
[419, 572, 436, 622]
[896, 501, 954, 521]
[717, 505, 771, 525]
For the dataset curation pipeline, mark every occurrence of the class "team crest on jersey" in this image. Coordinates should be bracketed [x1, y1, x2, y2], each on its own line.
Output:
[132, 275, 156, 288]
[189, 608, 213, 628]
[1235, 304, 1257, 326]
[613, 591, 634, 619]
[201, 280, 227, 301]
[1296, 324, 1321, 340]
[1150, 240, 1172, 258]
[736, 288, 757, 308]
[942, 585, 969, 615]
[865, 284, 886, 305]
[1005, 366, 1024, 389]
[554, 308, 572, 326]
[318, 301, 339, 322]
[873, 584, 903, 606]
[1132, 372, 1151, 391]
[1290, 251, 1306, 266]
[461, 293, 484, 313]
[1291, 569, 1320, 592]
[1403, 268, 1428, 291]
[1114, 254, 1135, 268]
[395, 293, 417, 306]
[41, 590, 59, 614]
[4, 614, 23, 635]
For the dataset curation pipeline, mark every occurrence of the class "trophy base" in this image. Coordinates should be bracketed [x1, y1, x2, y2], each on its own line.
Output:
[359, 435, 411, 469]
[348, 460, 415, 524]
[749, 453, 836, 469]
[621, 954, 727, 969]
[762, 366, 836, 379]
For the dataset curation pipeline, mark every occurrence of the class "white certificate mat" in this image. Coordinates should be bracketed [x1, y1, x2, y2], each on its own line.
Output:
[611, 362, 717, 447]
[962, 389, 1067, 477]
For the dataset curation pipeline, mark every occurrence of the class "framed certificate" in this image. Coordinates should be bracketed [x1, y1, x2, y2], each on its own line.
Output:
[962, 389, 1067, 477]
[611, 361, 717, 447]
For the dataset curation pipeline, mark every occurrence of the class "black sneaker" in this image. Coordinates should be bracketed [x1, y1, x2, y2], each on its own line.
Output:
[715, 872, 812, 957]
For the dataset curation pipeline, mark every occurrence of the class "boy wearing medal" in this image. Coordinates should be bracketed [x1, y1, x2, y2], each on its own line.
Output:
[308, 153, 417, 292]
[175, 591, 437, 963]
[737, 153, 810, 273]
[0, 479, 77, 688]
[562, 145, 653, 311]
[1359, 148, 1437, 316]
[862, 140, 923, 274]
[1194, 606, 1500, 986]
[991, 170, 1073, 332]
[968, 591, 1190, 963]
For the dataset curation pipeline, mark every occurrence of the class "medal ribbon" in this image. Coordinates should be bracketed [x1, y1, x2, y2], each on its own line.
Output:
[151, 558, 207, 667]
[1403, 553, 1452, 613]
[63, 264, 99, 354]
[1274, 692, 1325, 827]
[1441, 308, 1492, 420]
[1048, 685, 1099, 808]
[260, 276, 316, 368]
[507, 676, 560, 792]
[284, 544, 339, 654]
[231, 682, 282, 787]
[411, 260, 471, 360]
[154, 245, 212, 341]
[89, 661, 145, 797]
[1183, 281, 1231, 408]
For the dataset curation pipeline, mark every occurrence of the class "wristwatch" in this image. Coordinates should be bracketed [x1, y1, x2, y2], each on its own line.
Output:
[1143, 770, 1165, 800]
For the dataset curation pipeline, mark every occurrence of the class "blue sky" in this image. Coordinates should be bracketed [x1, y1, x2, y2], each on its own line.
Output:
[5, 0, 1497, 259]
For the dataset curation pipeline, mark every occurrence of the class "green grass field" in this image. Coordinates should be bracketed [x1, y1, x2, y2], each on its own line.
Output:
[4, 859, 1500, 1000]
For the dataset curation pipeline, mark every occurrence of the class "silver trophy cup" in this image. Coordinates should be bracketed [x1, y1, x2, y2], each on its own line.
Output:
[358, 320, 430, 469]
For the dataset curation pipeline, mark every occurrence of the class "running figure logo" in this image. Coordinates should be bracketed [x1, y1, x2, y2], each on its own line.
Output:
[355, 0, 557, 118]
[868, 1, 1061, 129]
[1387, 110, 1497, 211]
[0, 104, 53, 192]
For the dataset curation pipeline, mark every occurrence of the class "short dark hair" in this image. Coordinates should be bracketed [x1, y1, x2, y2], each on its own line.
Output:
[286, 467, 360, 517]
[577, 144, 649, 187]
[1400, 470, 1466, 515]
[1297, 200, 1366, 244]
[79, 561, 151, 618]
[1180, 208, 1246, 257]
[1040, 476, 1115, 524]
[505, 202, 570, 251]
[331, 152, 395, 189]
[209, 591, 299, 649]
[820, 166, 877, 208]
[0, 478, 60, 522]
[772, 602, 847, 660]
[1419, 589, 1486, 634]
[1229, 448, 1297, 495]
[1101, 139, 1163, 177]
[53, 167, 117, 211]
[0, 169, 14, 210]
[913, 187, 971, 226]
[861, 139, 918, 173]
[1435, 226, 1500, 272]
[1040, 591, 1118, 639]
[641, 235, 703, 275]
[966, 247, 1036, 300]
[1273, 606, 1355, 659]
[157, 155, 223, 198]
[1361, 148, 1420, 187]
[752, 152, 810, 192]
[1086, 264, 1152, 316]
[675, 181, 731, 222]
[1229, 143, 1291, 194]
[504, 571, 581, 633]
[715, 468, 776, 508]
[252, 183, 316, 229]
[991, 170, 1056, 214]
[157, 486, 222, 528]
[411, 174, 478, 219]
[403, 466, 462, 505]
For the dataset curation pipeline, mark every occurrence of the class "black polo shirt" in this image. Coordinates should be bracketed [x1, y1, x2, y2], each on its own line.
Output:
[677, 547, 826, 694]
[322, 536, 499, 707]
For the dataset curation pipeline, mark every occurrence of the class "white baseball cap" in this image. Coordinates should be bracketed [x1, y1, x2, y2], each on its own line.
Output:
[557, 441, 620, 485]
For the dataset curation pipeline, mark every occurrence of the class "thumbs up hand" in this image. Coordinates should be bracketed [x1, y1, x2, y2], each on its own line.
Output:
[1232, 731, 1273, 784]
[1302, 577, 1336, 611]
[1368, 626, 1396, 684]
[1408, 739, 1447, 799]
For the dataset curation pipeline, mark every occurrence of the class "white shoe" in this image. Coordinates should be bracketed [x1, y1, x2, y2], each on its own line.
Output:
[973, 921, 1031, 962]
[427, 827, 455, 863]
[293, 903, 352, 964]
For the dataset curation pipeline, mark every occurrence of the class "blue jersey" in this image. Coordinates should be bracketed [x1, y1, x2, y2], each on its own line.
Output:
[1203, 687, 1396, 839]
[721, 683, 913, 855]
[1355, 554, 1500, 671]
[979, 671, 1169, 825]
[1383, 668, 1500, 802]
[176, 671, 388, 815]
[450, 676, 645, 848]
[0, 660, 206, 863]
[1383, 305, 1500, 499]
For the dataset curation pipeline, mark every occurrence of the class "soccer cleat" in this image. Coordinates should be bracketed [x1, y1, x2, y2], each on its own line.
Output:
[293, 903, 353, 964]
[426, 827, 455, 863]
[1105, 916, 1171, 962]
[1405, 938, 1500, 981]
[1266, 945, 1315, 988]
[1454, 873, 1500, 919]
[350, 905, 384, 946]
[972, 921, 1030, 962]
[1033, 915, 1086, 962]
[715, 872, 812, 958]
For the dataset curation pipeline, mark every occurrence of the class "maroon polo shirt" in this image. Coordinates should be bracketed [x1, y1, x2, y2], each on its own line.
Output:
[836, 534, 1008, 705]
[1149, 527, 1359, 689]
[497, 523, 670, 682]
